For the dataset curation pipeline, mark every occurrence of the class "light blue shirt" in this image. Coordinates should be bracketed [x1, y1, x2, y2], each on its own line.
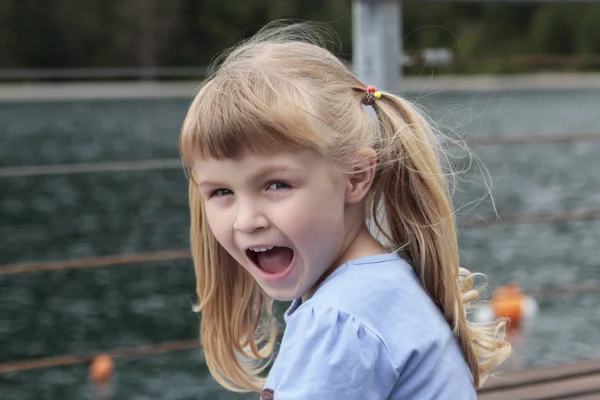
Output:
[263, 253, 477, 399]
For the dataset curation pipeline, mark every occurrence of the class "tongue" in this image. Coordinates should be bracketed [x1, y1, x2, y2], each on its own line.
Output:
[257, 247, 293, 274]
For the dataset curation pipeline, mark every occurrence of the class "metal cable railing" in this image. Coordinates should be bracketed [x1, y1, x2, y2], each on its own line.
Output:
[1, 219, 598, 374]
[1, 130, 598, 378]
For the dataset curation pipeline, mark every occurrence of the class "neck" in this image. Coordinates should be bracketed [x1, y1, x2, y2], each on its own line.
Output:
[302, 223, 385, 302]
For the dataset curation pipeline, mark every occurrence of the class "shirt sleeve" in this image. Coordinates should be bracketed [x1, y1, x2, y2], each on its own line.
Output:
[264, 305, 398, 399]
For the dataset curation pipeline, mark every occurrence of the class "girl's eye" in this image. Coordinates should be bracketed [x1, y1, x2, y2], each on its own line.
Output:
[267, 182, 290, 190]
[212, 188, 233, 197]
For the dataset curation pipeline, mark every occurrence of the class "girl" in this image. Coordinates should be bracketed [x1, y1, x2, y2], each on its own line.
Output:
[179, 23, 511, 399]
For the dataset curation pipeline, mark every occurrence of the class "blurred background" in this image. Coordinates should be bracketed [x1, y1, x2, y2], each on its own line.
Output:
[1, 1, 599, 399]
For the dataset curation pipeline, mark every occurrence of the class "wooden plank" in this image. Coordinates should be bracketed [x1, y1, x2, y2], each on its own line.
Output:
[480, 358, 600, 391]
[478, 373, 600, 399]
[565, 394, 600, 400]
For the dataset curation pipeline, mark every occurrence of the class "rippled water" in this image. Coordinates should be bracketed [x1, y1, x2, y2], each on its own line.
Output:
[1, 88, 599, 399]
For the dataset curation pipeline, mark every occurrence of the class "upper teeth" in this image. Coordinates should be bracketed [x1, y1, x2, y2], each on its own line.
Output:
[250, 246, 274, 252]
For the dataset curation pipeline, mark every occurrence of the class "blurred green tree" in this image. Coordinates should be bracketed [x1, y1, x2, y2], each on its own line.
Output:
[0, 0, 598, 74]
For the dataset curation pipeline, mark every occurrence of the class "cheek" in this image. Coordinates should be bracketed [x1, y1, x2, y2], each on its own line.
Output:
[282, 186, 346, 242]
[204, 206, 233, 245]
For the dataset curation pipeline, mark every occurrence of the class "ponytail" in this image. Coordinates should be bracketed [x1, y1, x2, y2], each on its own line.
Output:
[369, 93, 511, 387]
[188, 175, 277, 392]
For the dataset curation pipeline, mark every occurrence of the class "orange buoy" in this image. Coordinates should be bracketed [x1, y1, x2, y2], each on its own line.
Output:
[90, 354, 114, 383]
[492, 283, 525, 329]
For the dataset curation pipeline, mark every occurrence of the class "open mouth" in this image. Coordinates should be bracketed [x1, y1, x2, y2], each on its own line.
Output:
[246, 246, 294, 275]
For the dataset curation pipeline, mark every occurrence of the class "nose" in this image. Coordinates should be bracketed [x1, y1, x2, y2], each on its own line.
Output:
[233, 200, 269, 233]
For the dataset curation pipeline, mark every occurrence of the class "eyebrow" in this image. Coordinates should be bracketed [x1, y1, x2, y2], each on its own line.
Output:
[252, 165, 302, 180]
[197, 164, 302, 189]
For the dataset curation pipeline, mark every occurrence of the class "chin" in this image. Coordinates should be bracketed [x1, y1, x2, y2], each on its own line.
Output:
[260, 284, 302, 302]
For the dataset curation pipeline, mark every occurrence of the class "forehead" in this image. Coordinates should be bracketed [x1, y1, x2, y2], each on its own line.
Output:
[193, 149, 336, 182]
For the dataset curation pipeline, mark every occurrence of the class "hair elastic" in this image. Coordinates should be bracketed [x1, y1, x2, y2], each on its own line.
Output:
[362, 85, 382, 106]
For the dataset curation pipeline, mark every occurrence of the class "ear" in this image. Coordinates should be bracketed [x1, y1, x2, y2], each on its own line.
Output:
[345, 147, 377, 204]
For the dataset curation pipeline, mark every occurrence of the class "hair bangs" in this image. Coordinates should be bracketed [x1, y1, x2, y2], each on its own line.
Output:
[180, 76, 325, 167]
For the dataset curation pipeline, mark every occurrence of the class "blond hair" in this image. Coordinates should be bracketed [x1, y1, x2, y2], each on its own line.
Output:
[179, 22, 511, 392]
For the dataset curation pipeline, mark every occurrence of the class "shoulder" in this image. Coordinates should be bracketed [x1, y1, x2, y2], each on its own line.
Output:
[284, 301, 390, 352]
[304, 253, 461, 370]
[266, 304, 398, 399]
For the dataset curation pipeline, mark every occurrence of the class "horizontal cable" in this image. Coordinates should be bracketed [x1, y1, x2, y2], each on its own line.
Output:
[529, 282, 600, 299]
[0, 328, 286, 374]
[1, 210, 598, 276]
[0, 339, 200, 374]
[461, 210, 600, 228]
[469, 132, 600, 146]
[0, 158, 183, 178]
[0, 250, 191, 276]
[471, 54, 600, 66]
[0, 66, 207, 80]
[4, 248, 596, 297]
[0, 133, 598, 178]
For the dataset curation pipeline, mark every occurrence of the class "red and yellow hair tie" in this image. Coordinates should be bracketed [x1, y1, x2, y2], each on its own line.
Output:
[362, 85, 382, 106]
